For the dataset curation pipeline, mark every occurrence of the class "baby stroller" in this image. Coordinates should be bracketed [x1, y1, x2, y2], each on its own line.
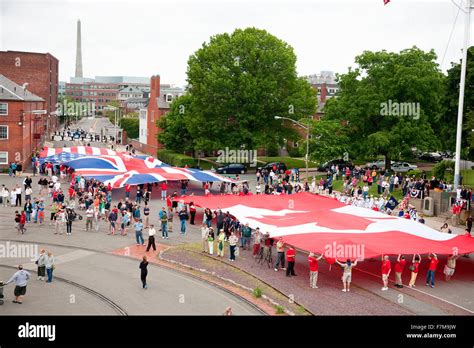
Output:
[0, 281, 4, 305]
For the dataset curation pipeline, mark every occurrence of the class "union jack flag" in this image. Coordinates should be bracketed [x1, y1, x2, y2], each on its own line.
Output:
[66, 155, 233, 188]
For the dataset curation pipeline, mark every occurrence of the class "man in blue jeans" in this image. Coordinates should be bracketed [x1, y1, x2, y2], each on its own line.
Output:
[159, 207, 168, 239]
[134, 219, 145, 246]
[178, 208, 188, 235]
[240, 223, 252, 250]
[425, 253, 438, 288]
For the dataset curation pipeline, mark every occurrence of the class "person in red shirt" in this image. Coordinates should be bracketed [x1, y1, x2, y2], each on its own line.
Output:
[394, 254, 406, 288]
[68, 186, 76, 200]
[19, 211, 27, 234]
[426, 253, 438, 288]
[285, 246, 297, 277]
[125, 184, 131, 199]
[161, 182, 167, 200]
[381, 254, 391, 291]
[166, 195, 172, 210]
[408, 254, 422, 288]
[308, 252, 323, 288]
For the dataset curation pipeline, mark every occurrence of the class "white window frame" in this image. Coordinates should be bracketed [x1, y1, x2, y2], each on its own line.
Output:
[0, 151, 7, 164]
[0, 125, 8, 140]
[0, 102, 7, 115]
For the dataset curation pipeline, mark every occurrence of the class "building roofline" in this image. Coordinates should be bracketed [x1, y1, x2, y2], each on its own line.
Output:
[1, 50, 59, 62]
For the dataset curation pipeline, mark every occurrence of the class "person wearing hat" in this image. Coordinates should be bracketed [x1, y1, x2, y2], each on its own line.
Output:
[5, 265, 30, 304]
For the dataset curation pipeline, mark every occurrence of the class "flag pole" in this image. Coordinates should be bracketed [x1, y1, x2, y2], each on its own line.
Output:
[454, 0, 472, 189]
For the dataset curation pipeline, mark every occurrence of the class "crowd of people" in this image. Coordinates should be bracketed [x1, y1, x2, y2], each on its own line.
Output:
[3, 150, 472, 307]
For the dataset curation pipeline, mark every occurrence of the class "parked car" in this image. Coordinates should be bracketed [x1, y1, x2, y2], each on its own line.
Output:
[318, 159, 354, 172]
[391, 162, 418, 172]
[438, 150, 454, 159]
[216, 163, 247, 174]
[257, 162, 287, 174]
[365, 159, 394, 170]
[418, 152, 443, 162]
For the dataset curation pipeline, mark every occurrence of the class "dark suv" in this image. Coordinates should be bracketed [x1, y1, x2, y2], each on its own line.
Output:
[257, 162, 287, 174]
[216, 163, 247, 174]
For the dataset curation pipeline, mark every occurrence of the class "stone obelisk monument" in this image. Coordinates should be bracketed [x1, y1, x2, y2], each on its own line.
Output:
[75, 19, 83, 78]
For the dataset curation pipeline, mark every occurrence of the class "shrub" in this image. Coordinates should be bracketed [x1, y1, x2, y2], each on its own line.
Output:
[275, 305, 285, 314]
[432, 160, 455, 180]
[252, 287, 262, 298]
[266, 142, 279, 157]
[287, 145, 302, 158]
[406, 169, 423, 177]
[157, 150, 197, 167]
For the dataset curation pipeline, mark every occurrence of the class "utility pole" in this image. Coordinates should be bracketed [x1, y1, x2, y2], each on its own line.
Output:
[454, 0, 472, 189]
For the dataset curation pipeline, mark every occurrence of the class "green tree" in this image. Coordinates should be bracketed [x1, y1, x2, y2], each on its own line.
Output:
[104, 100, 121, 125]
[184, 27, 316, 152]
[157, 95, 195, 153]
[324, 47, 444, 170]
[308, 119, 351, 164]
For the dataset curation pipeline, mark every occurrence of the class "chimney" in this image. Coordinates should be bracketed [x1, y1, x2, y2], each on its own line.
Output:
[149, 75, 161, 99]
[75, 19, 83, 78]
[320, 83, 328, 103]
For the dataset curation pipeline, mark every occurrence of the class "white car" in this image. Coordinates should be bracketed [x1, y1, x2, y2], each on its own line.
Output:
[365, 160, 394, 169]
[391, 162, 418, 172]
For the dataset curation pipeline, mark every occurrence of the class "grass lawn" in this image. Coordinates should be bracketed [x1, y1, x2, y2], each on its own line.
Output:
[309, 175, 404, 201]
[462, 169, 474, 187]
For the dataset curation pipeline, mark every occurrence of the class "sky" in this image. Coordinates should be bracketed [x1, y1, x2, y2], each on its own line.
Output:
[1, 0, 472, 87]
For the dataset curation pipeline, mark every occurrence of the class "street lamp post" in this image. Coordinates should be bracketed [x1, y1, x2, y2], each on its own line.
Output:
[453, 0, 473, 189]
[275, 115, 310, 179]
[104, 105, 119, 144]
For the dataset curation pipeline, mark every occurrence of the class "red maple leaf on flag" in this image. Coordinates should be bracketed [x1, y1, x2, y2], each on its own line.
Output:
[384, 0, 390, 4]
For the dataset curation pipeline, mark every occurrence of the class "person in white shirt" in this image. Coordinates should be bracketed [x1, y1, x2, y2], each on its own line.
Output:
[85, 207, 94, 231]
[55, 209, 66, 235]
[255, 183, 262, 194]
[146, 224, 157, 252]
[10, 188, 16, 207]
[1, 186, 9, 207]
[201, 224, 209, 253]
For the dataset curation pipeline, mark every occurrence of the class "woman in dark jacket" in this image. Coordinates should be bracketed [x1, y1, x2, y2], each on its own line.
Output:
[139, 256, 148, 289]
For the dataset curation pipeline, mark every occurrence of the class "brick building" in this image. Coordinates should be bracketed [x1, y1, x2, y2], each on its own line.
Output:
[0, 50, 59, 132]
[143, 75, 184, 153]
[0, 75, 46, 168]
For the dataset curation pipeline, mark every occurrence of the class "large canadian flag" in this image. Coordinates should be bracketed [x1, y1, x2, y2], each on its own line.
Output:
[178, 192, 474, 259]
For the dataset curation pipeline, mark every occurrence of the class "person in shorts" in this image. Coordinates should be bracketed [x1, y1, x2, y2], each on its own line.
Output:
[5, 265, 30, 304]
[335, 258, 359, 292]
[443, 254, 459, 281]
